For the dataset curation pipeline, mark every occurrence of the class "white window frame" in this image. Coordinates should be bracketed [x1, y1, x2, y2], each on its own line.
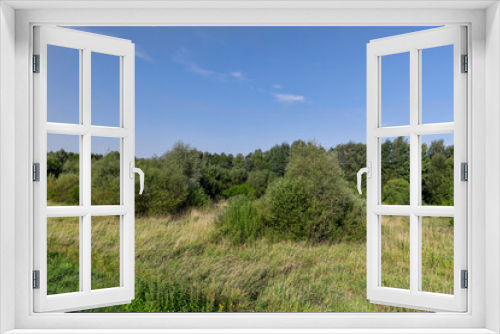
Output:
[366, 26, 468, 312]
[1, 1, 499, 333]
[33, 26, 136, 313]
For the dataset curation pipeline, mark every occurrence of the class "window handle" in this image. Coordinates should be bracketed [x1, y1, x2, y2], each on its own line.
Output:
[357, 162, 371, 195]
[129, 161, 145, 195]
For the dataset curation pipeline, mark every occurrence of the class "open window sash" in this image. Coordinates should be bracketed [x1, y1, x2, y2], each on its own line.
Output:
[366, 26, 467, 312]
[33, 26, 135, 312]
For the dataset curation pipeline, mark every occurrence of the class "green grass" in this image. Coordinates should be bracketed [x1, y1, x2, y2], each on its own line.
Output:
[46, 203, 454, 312]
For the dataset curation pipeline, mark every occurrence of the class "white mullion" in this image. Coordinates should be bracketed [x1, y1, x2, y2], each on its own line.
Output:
[372, 205, 455, 217]
[46, 123, 130, 138]
[417, 48, 423, 292]
[412, 205, 455, 217]
[78, 48, 84, 292]
[90, 126, 129, 138]
[82, 48, 92, 294]
[47, 123, 88, 136]
[413, 122, 454, 135]
[372, 205, 411, 216]
[90, 205, 129, 216]
[121, 48, 135, 297]
[452, 26, 468, 308]
[372, 126, 411, 138]
[119, 55, 124, 287]
[46, 205, 129, 217]
[366, 45, 380, 299]
[33, 27, 48, 308]
[409, 47, 419, 294]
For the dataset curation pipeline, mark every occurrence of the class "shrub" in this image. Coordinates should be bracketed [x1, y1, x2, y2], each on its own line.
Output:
[247, 170, 275, 197]
[261, 177, 315, 241]
[147, 167, 190, 215]
[222, 184, 257, 199]
[47, 173, 79, 205]
[47, 156, 63, 178]
[186, 186, 212, 208]
[261, 141, 366, 243]
[228, 168, 248, 185]
[423, 154, 454, 206]
[216, 195, 263, 245]
[201, 166, 230, 199]
[91, 151, 120, 205]
[382, 178, 410, 205]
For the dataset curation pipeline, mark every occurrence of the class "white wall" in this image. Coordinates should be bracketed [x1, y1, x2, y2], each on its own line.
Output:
[0, 2, 16, 333]
[486, 2, 500, 333]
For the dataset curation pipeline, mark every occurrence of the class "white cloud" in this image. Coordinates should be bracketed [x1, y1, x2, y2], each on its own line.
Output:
[189, 64, 213, 76]
[273, 93, 305, 103]
[136, 49, 154, 63]
[172, 48, 247, 83]
[273, 84, 282, 89]
[231, 71, 245, 80]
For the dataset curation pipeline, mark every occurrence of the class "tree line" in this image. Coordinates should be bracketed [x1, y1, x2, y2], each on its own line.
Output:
[47, 137, 454, 243]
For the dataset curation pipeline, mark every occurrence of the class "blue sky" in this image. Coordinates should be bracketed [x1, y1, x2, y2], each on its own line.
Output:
[47, 26, 454, 157]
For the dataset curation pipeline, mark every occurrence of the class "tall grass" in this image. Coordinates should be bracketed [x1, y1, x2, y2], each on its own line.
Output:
[215, 196, 262, 245]
[46, 206, 453, 312]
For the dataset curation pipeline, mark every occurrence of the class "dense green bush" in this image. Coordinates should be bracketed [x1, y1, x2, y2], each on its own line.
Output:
[261, 177, 315, 241]
[229, 168, 248, 185]
[91, 151, 121, 205]
[47, 173, 79, 205]
[261, 142, 366, 243]
[423, 154, 454, 206]
[216, 195, 262, 245]
[382, 178, 410, 205]
[201, 166, 230, 200]
[222, 184, 257, 199]
[247, 170, 275, 197]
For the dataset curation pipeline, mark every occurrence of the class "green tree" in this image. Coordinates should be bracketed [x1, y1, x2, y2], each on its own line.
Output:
[382, 178, 410, 205]
[265, 142, 290, 177]
[262, 141, 366, 243]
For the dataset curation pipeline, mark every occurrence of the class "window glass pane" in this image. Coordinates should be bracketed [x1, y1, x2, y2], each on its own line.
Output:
[421, 45, 454, 124]
[92, 52, 120, 127]
[381, 52, 410, 127]
[47, 45, 80, 124]
[421, 133, 454, 206]
[421, 216, 454, 294]
[91, 137, 121, 205]
[47, 216, 80, 295]
[47, 134, 80, 206]
[381, 136, 410, 205]
[381, 215, 410, 290]
[92, 215, 120, 290]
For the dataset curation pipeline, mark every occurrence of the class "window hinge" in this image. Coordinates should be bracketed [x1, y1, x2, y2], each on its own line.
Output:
[33, 270, 40, 289]
[461, 54, 468, 73]
[461, 270, 468, 289]
[33, 54, 40, 73]
[461, 162, 468, 181]
[33, 163, 40, 182]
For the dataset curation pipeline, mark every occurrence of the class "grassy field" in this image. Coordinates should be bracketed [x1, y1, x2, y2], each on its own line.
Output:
[46, 203, 454, 312]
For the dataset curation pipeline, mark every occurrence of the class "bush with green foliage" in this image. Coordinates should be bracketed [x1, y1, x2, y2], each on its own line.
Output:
[222, 183, 257, 199]
[247, 169, 275, 197]
[216, 195, 262, 245]
[47, 173, 79, 205]
[382, 178, 410, 205]
[228, 168, 248, 185]
[261, 141, 366, 243]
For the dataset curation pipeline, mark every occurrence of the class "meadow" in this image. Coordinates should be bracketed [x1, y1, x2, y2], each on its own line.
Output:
[47, 205, 453, 312]
[46, 138, 455, 312]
